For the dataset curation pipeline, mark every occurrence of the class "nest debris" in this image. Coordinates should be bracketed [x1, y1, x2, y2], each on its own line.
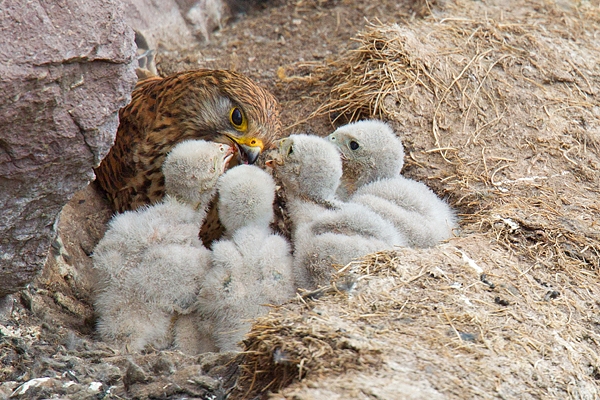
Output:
[234, 0, 600, 398]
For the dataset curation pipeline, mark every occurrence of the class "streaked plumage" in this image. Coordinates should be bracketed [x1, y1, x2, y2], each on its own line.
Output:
[94, 69, 282, 244]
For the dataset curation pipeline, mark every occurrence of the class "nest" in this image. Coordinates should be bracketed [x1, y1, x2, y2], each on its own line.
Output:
[233, 0, 600, 398]
[234, 287, 384, 398]
[302, 0, 600, 271]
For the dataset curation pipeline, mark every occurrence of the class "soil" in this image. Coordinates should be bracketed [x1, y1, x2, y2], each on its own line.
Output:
[2, 0, 599, 399]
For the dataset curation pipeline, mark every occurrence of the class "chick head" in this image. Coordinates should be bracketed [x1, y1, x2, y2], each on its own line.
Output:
[162, 140, 234, 209]
[216, 164, 276, 233]
[327, 120, 405, 191]
[267, 134, 342, 203]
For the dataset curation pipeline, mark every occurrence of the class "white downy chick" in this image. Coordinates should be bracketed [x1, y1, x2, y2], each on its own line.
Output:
[328, 119, 405, 200]
[328, 120, 457, 247]
[92, 140, 233, 353]
[269, 134, 406, 290]
[196, 165, 295, 352]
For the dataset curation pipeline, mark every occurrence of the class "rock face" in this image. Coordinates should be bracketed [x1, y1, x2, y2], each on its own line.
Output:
[0, 0, 138, 297]
[122, 0, 226, 49]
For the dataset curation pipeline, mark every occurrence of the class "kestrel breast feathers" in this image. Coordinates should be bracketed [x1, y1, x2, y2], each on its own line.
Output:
[94, 69, 282, 244]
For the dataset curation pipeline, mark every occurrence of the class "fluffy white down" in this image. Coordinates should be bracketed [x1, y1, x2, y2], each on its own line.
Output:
[352, 177, 457, 248]
[187, 164, 295, 352]
[271, 134, 406, 290]
[162, 139, 231, 209]
[328, 120, 457, 247]
[217, 164, 276, 234]
[290, 200, 405, 289]
[273, 134, 343, 204]
[92, 140, 227, 353]
[328, 120, 405, 199]
[202, 228, 294, 351]
[173, 313, 218, 354]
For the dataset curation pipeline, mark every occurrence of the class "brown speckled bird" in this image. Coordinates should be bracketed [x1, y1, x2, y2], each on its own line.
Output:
[94, 69, 282, 243]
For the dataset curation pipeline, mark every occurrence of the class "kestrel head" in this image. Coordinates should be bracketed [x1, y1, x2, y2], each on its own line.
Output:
[174, 70, 282, 165]
[95, 69, 283, 213]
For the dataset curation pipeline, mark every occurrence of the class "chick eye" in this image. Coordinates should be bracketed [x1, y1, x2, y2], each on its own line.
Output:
[287, 145, 294, 156]
[349, 140, 359, 150]
[229, 107, 246, 130]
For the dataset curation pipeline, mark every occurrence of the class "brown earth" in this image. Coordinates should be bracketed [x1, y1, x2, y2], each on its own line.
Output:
[2, 0, 599, 399]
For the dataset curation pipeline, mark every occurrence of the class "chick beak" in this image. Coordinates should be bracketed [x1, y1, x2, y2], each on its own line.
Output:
[222, 146, 235, 172]
[227, 136, 264, 164]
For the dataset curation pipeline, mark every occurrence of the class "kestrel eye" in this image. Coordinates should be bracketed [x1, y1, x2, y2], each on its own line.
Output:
[349, 140, 359, 150]
[287, 145, 294, 156]
[230, 107, 243, 127]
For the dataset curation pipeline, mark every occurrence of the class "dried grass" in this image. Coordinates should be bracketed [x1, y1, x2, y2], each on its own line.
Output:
[236, 294, 383, 398]
[236, 237, 600, 398]
[234, 0, 600, 398]
[299, 0, 600, 270]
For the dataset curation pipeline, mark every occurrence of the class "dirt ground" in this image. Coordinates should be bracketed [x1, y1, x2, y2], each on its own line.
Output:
[2, 0, 600, 399]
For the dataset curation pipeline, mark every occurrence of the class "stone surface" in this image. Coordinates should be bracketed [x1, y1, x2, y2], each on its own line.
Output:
[0, 0, 137, 297]
[33, 184, 112, 335]
[122, 0, 226, 49]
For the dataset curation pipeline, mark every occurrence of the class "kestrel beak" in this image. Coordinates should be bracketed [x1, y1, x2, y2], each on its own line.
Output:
[226, 135, 264, 164]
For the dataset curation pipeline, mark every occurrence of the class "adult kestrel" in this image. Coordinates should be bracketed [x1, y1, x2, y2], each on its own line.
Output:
[94, 69, 282, 215]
